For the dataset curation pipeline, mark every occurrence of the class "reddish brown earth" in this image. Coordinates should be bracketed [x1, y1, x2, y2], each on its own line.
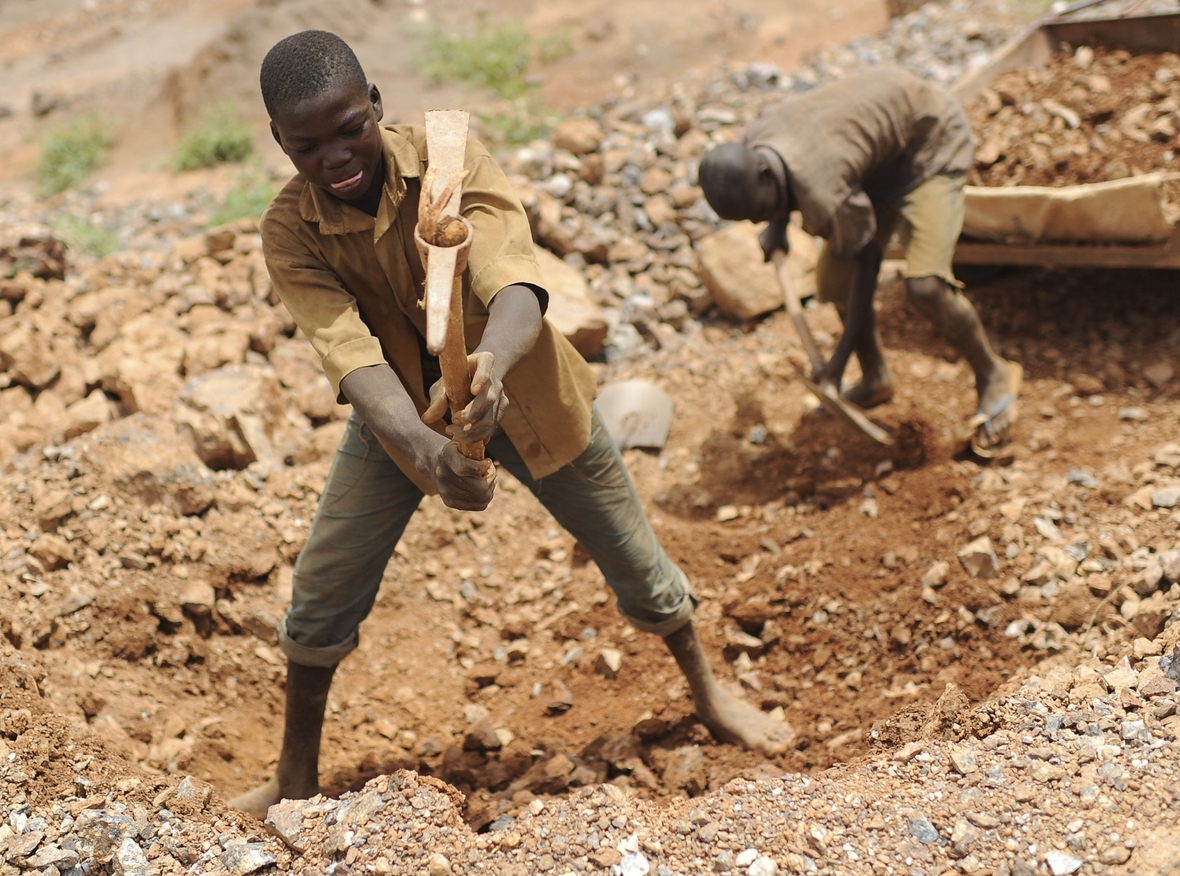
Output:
[4, 249, 1179, 829]
[2, 0, 1179, 847]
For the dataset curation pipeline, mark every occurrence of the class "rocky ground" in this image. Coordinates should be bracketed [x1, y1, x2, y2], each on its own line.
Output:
[3, 0, 1180, 875]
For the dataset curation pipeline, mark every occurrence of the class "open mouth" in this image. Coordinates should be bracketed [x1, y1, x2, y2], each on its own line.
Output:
[330, 169, 364, 193]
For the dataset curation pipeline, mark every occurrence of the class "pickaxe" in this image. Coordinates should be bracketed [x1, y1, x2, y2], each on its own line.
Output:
[414, 109, 485, 461]
[772, 250, 894, 445]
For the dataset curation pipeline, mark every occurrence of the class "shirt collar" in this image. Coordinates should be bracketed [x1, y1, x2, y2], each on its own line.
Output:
[297, 127, 423, 237]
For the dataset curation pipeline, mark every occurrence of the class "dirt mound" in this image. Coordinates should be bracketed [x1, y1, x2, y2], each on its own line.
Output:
[967, 46, 1180, 187]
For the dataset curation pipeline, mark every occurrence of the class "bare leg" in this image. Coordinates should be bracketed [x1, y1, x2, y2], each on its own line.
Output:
[816, 242, 893, 409]
[664, 621, 795, 754]
[906, 277, 1014, 448]
[229, 661, 336, 818]
[835, 304, 895, 408]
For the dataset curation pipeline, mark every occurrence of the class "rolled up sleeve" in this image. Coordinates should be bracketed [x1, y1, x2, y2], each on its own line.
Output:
[460, 148, 549, 313]
[261, 215, 386, 400]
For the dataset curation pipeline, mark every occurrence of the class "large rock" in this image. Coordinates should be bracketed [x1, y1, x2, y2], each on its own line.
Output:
[87, 286, 155, 351]
[0, 385, 44, 454]
[95, 313, 187, 416]
[269, 339, 350, 423]
[533, 244, 608, 360]
[695, 221, 817, 321]
[551, 117, 605, 155]
[200, 508, 281, 581]
[77, 414, 216, 516]
[695, 224, 778, 320]
[62, 389, 119, 440]
[0, 319, 60, 389]
[174, 363, 306, 470]
[0, 230, 66, 281]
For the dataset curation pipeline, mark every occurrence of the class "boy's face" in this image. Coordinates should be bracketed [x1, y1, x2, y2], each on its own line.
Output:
[270, 81, 385, 205]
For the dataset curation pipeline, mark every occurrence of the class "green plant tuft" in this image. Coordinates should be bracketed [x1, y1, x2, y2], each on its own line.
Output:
[476, 99, 556, 148]
[175, 102, 255, 172]
[210, 160, 280, 226]
[50, 213, 120, 259]
[37, 118, 112, 197]
[537, 31, 574, 65]
[424, 19, 532, 98]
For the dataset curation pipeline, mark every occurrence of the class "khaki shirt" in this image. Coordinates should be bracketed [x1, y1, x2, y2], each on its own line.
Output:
[747, 68, 973, 258]
[262, 125, 597, 493]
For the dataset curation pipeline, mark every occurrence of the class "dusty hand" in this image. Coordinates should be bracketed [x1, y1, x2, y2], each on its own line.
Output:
[431, 441, 495, 511]
[758, 217, 789, 263]
[422, 351, 508, 444]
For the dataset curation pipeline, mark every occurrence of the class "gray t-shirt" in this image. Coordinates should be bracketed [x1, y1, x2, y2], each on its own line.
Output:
[746, 67, 973, 257]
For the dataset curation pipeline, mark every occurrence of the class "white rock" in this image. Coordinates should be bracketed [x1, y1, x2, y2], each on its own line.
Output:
[614, 851, 650, 876]
[1044, 850, 1083, 875]
[596, 648, 623, 678]
[958, 536, 1000, 579]
[921, 560, 951, 589]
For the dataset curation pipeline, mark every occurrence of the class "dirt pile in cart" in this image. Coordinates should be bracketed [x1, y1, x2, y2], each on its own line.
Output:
[966, 46, 1180, 190]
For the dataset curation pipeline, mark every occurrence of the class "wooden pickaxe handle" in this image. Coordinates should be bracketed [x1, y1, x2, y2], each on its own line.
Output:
[417, 109, 486, 462]
[438, 270, 486, 461]
[772, 250, 825, 376]
[771, 250, 894, 445]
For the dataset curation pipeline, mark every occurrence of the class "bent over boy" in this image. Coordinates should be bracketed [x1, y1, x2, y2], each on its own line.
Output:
[230, 30, 792, 817]
[699, 67, 1020, 455]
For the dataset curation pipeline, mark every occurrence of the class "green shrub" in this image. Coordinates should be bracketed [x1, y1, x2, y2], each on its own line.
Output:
[423, 17, 534, 99]
[211, 161, 280, 226]
[175, 102, 255, 172]
[537, 31, 574, 65]
[51, 213, 120, 259]
[477, 99, 556, 148]
[37, 119, 112, 197]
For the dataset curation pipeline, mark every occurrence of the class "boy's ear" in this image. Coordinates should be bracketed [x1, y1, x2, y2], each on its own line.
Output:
[755, 152, 775, 182]
[269, 120, 285, 152]
[368, 83, 384, 124]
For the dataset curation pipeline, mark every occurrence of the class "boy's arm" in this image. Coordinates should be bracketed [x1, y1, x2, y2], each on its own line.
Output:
[422, 282, 542, 445]
[813, 189, 881, 391]
[814, 239, 882, 391]
[341, 364, 495, 510]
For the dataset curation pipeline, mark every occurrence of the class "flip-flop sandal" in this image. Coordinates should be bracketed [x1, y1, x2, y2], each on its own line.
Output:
[968, 361, 1023, 459]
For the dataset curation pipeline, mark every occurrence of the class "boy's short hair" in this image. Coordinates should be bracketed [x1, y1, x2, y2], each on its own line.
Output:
[698, 142, 761, 221]
[260, 30, 367, 118]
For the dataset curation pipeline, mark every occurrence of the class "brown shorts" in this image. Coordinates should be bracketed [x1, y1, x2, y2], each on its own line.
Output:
[816, 174, 965, 307]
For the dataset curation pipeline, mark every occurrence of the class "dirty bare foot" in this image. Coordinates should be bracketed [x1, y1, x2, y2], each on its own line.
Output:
[663, 621, 795, 755]
[694, 684, 796, 754]
[842, 374, 895, 409]
[228, 777, 283, 820]
[972, 359, 1022, 452]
